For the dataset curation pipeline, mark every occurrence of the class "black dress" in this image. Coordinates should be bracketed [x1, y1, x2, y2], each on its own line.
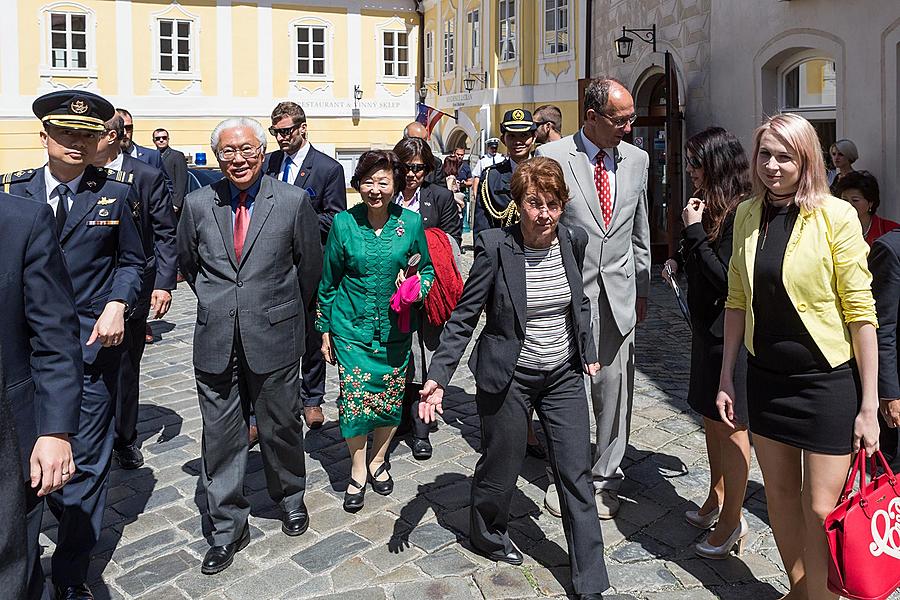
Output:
[747, 203, 861, 455]
[678, 214, 748, 423]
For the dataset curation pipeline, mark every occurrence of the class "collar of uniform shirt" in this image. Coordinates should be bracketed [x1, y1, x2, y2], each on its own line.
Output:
[43, 164, 85, 206]
[107, 152, 125, 172]
[230, 176, 262, 212]
[578, 128, 616, 170]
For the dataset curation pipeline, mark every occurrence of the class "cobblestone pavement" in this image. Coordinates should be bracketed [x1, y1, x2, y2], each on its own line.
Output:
[36, 235, 893, 600]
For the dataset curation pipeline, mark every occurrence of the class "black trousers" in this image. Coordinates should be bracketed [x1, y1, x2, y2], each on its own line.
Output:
[24, 493, 46, 600]
[299, 308, 326, 407]
[115, 312, 148, 448]
[194, 327, 307, 545]
[471, 359, 610, 595]
[400, 384, 430, 439]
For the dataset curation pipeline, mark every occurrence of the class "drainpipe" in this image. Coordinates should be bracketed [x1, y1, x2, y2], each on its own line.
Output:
[585, 0, 593, 79]
[416, 2, 425, 104]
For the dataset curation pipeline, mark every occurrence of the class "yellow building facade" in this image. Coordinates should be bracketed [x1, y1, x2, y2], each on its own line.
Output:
[420, 0, 587, 155]
[0, 0, 421, 181]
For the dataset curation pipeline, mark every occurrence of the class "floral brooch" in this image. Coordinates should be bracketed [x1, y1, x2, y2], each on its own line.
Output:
[396, 219, 405, 238]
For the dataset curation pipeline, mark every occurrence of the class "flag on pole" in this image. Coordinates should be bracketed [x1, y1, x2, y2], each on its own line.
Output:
[416, 103, 445, 139]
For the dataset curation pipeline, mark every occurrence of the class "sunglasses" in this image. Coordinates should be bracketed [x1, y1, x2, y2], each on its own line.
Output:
[404, 163, 427, 173]
[268, 125, 298, 137]
[153, 136, 168, 141]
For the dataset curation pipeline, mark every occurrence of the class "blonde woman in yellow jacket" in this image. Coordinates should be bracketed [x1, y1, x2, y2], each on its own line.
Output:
[716, 114, 880, 598]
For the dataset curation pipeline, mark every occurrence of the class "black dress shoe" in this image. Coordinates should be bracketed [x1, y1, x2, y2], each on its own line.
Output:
[579, 594, 604, 600]
[54, 583, 93, 600]
[474, 545, 524, 566]
[281, 506, 309, 536]
[411, 437, 433, 460]
[201, 526, 250, 575]
[343, 476, 366, 512]
[114, 444, 144, 469]
[369, 462, 394, 495]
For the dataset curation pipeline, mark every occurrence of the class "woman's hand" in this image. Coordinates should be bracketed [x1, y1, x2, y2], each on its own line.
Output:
[661, 259, 678, 283]
[320, 332, 336, 365]
[852, 406, 881, 456]
[716, 378, 737, 429]
[682, 198, 704, 227]
[418, 380, 445, 424]
[584, 362, 601, 376]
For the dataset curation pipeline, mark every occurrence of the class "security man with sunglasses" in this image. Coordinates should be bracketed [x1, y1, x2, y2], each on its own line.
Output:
[472, 109, 537, 234]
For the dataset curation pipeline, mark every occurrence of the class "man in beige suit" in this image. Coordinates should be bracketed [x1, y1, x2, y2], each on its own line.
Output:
[537, 78, 651, 519]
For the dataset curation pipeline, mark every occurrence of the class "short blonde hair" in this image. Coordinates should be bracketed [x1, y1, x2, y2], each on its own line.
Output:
[750, 113, 830, 213]
[830, 139, 859, 163]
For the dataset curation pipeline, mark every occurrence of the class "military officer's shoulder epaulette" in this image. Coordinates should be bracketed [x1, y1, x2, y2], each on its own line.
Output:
[94, 166, 134, 185]
[1, 169, 38, 185]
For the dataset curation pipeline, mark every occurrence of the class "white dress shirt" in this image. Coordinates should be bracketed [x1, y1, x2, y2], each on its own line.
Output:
[43, 165, 84, 213]
[280, 142, 312, 184]
[578, 129, 617, 201]
[106, 152, 125, 171]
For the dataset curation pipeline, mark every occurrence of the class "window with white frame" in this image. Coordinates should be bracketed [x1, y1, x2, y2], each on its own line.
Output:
[780, 56, 837, 161]
[158, 18, 192, 73]
[467, 10, 480, 69]
[49, 11, 89, 69]
[295, 25, 326, 76]
[499, 0, 516, 62]
[383, 30, 409, 78]
[443, 19, 455, 74]
[425, 31, 434, 80]
[543, 0, 568, 55]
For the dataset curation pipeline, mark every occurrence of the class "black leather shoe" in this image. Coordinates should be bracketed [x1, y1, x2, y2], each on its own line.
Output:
[343, 477, 366, 512]
[411, 437, 433, 460]
[201, 526, 250, 575]
[54, 583, 93, 600]
[114, 444, 144, 469]
[281, 506, 309, 537]
[580, 594, 604, 599]
[369, 462, 394, 496]
[474, 545, 524, 566]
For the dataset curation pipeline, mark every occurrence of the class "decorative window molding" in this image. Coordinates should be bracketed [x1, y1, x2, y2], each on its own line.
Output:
[498, 0, 517, 64]
[541, 0, 572, 60]
[443, 18, 455, 74]
[377, 17, 413, 82]
[466, 9, 480, 70]
[150, 3, 201, 84]
[39, 2, 97, 78]
[290, 16, 333, 82]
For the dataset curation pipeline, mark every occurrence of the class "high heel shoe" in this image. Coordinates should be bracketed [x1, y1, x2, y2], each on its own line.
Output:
[685, 506, 720, 529]
[343, 476, 366, 512]
[694, 517, 749, 559]
[369, 462, 394, 496]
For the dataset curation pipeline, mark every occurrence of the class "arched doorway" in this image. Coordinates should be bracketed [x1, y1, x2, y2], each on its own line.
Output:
[628, 65, 683, 261]
[445, 128, 471, 156]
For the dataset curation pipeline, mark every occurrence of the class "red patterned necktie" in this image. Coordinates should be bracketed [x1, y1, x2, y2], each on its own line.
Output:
[594, 150, 613, 227]
[234, 191, 249, 262]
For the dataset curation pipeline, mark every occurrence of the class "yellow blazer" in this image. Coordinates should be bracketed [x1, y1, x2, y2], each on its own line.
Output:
[725, 194, 877, 367]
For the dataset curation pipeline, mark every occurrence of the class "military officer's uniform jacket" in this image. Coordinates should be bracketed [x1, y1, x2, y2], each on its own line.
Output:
[473, 158, 517, 234]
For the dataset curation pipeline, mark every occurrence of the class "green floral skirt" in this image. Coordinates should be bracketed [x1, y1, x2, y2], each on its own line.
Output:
[333, 335, 410, 438]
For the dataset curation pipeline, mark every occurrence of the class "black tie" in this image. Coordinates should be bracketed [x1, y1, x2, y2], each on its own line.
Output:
[55, 183, 70, 236]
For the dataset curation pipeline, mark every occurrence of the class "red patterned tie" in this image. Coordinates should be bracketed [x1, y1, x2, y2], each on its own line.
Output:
[594, 150, 613, 227]
[234, 191, 249, 262]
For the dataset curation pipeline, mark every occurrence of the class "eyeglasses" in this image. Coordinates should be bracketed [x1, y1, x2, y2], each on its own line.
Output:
[153, 136, 168, 141]
[599, 113, 637, 129]
[404, 163, 427, 173]
[216, 145, 262, 162]
[268, 125, 298, 137]
[523, 199, 563, 214]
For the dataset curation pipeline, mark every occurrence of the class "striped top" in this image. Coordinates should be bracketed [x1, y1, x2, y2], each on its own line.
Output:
[517, 239, 575, 370]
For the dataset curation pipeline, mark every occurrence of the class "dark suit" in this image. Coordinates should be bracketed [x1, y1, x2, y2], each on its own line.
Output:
[264, 145, 346, 409]
[4, 166, 144, 587]
[870, 230, 900, 461]
[0, 192, 82, 600]
[177, 175, 323, 544]
[0, 341, 27, 600]
[115, 154, 178, 450]
[428, 225, 609, 596]
[160, 147, 188, 212]
[131, 142, 173, 197]
[419, 181, 462, 247]
[472, 159, 514, 234]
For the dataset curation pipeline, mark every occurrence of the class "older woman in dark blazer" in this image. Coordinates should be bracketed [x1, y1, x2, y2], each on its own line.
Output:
[419, 157, 608, 600]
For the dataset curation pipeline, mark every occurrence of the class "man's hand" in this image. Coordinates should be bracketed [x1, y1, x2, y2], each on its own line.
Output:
[87, 301, 126, 347]
[150, 289, 173, 319]
[881, 398, 900, 428]
[30, 434, 75, 497]
[636, 296, 648, 324]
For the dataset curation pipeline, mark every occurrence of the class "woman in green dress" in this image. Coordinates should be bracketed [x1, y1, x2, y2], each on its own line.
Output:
[316, 150, 434, 512]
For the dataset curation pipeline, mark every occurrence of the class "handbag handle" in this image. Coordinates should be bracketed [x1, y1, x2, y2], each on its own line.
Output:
[840, 451, 866, 503]
[840, 450, 900, 505]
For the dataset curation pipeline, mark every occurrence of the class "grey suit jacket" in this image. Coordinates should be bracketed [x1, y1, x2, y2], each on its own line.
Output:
[177, 175, 323, 374]
[536, 133, 651, 341]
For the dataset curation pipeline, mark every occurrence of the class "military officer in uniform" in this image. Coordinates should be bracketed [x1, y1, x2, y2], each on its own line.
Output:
[472, 109, 537, 234]
[2, 90, 144, 600]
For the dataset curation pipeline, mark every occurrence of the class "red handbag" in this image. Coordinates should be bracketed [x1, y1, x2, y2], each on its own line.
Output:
[825, 450, 900, 600]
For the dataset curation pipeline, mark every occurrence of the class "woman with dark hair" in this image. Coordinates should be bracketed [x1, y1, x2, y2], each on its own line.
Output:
[661, 127, 752, 558]
[391, 138, 461, 459]
[419, 157, 609, 600]
[718, 114, 879, 596]
[441, 154, 466, 216]
[316, 150, 434, 512]
[835, 170, 899, 246]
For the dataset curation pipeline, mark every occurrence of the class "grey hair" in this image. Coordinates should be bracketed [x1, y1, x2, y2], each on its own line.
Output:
[210, 117, 267, 153]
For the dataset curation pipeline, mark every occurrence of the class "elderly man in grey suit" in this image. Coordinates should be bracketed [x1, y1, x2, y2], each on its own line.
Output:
[537, 78, 650, 519]
[177, 117, 323, 575]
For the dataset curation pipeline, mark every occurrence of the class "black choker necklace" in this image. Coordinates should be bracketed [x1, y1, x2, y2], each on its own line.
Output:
[760, 192, 795, 250]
